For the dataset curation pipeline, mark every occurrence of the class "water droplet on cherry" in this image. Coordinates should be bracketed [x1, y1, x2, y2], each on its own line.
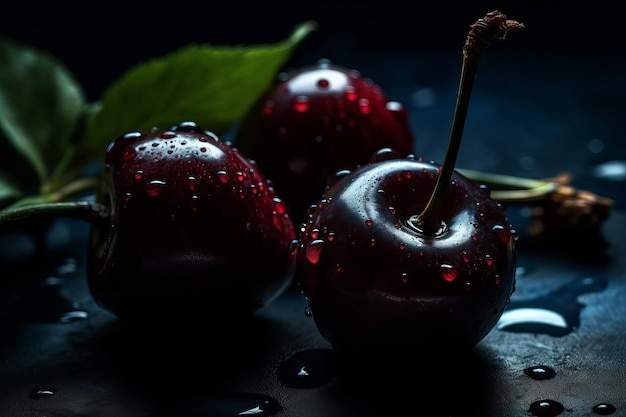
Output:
[217, 171, 228, 183]
[294, 96, 310, 112]
[145, 180, 166, 196]
[440, 264, 458, 282]
[492, 225, 511, 243]
[305, 240, 325, 264]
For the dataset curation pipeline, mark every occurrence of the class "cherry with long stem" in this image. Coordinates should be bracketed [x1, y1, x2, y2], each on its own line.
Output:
[416, 11, 524, 235]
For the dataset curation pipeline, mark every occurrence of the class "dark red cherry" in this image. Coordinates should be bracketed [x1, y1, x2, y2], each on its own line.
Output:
[294, 11, 523, 353]
[87, 121, 297, 325]
[295, 154, 517, 352]
[234, 59, 415, 223]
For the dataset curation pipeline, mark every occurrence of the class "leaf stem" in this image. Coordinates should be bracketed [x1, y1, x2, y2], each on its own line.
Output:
[415, 11, 524, 235]
[0, 200, 109, 230]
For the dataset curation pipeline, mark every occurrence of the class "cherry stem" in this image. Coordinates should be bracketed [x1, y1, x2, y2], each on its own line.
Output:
[415, 10, 524, 235]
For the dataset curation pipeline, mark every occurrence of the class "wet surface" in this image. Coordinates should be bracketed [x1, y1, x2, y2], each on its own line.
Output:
[0, 213, 624, 416]
[1, 7, 626, 416]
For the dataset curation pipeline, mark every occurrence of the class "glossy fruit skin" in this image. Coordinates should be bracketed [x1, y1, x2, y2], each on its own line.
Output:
[87, 122, 296, 324]
[295, 152, 517, 352]
[235, 60, 415, 224]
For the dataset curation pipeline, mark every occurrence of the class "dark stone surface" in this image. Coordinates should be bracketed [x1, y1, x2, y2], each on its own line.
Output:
[1, 4, 625, 416]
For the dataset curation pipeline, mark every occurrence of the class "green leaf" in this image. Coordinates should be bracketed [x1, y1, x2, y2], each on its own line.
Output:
[83, 20, 318, 154]
[0, 37, 87, 188]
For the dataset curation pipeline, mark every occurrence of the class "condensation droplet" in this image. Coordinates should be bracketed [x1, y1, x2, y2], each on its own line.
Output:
[305, 240, 325, 264]
[592, 403, 617, 415]
[492, 225, 511, 243]
[294, 96, 310, 113]
[528, 399, 564, 417]
[440, 264, 458, 282]
[30, 387, 56, 399]
[190, 195, 200, 211]
[58, 310, 89, 323]
[188, 176, 198, 191]
[344, 86, 357, 101]
[145, 180, 166, 196]
[217, 171, 228, 183]
[524, 365, 556, 380]
[159, 131, 176, 139]
[358, 98, 371, 114]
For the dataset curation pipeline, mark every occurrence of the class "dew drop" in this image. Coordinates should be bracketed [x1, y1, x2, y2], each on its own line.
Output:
[187, 176, 197, 191]
[217, 171, 228, 183]
[189, 195, 199, 211]
[344, 85, 357, 101]
[145, 180, 167, 196]
[484, 254, 493, 266]
[492, 225, 511, 243]
[58, 310, 89, 323]
[134, 170, 144, 180]
[592, 403, 617, 415]
[528, 399, 564, 416]
[279, 348, 336, 388]
[440, 264, 458, 282]
[305, 240, 325, 264]
[365, 219, 373, 227]
[358, 98, 371, 114]
[155, 393, 282, 417]
[159, 131, 176, 139]
[304, 301, 312, 317]
[524, 365, 556, 380]
[30, 387, 56, 399]
[294, 95, 310, 113]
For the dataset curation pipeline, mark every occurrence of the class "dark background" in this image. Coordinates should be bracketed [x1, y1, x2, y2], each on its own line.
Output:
[2, 1, 624, 101]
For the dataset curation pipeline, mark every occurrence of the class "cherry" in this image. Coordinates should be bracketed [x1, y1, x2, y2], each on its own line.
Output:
[294, 11, 523, 353]
[234, 60, 415, 224]
[87, 121, 297, 325]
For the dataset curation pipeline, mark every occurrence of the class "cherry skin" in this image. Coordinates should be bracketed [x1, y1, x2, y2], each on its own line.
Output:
[295, 150, 517, 352]
[235, 60, 415, 224]
[87, 121, 297, 325]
